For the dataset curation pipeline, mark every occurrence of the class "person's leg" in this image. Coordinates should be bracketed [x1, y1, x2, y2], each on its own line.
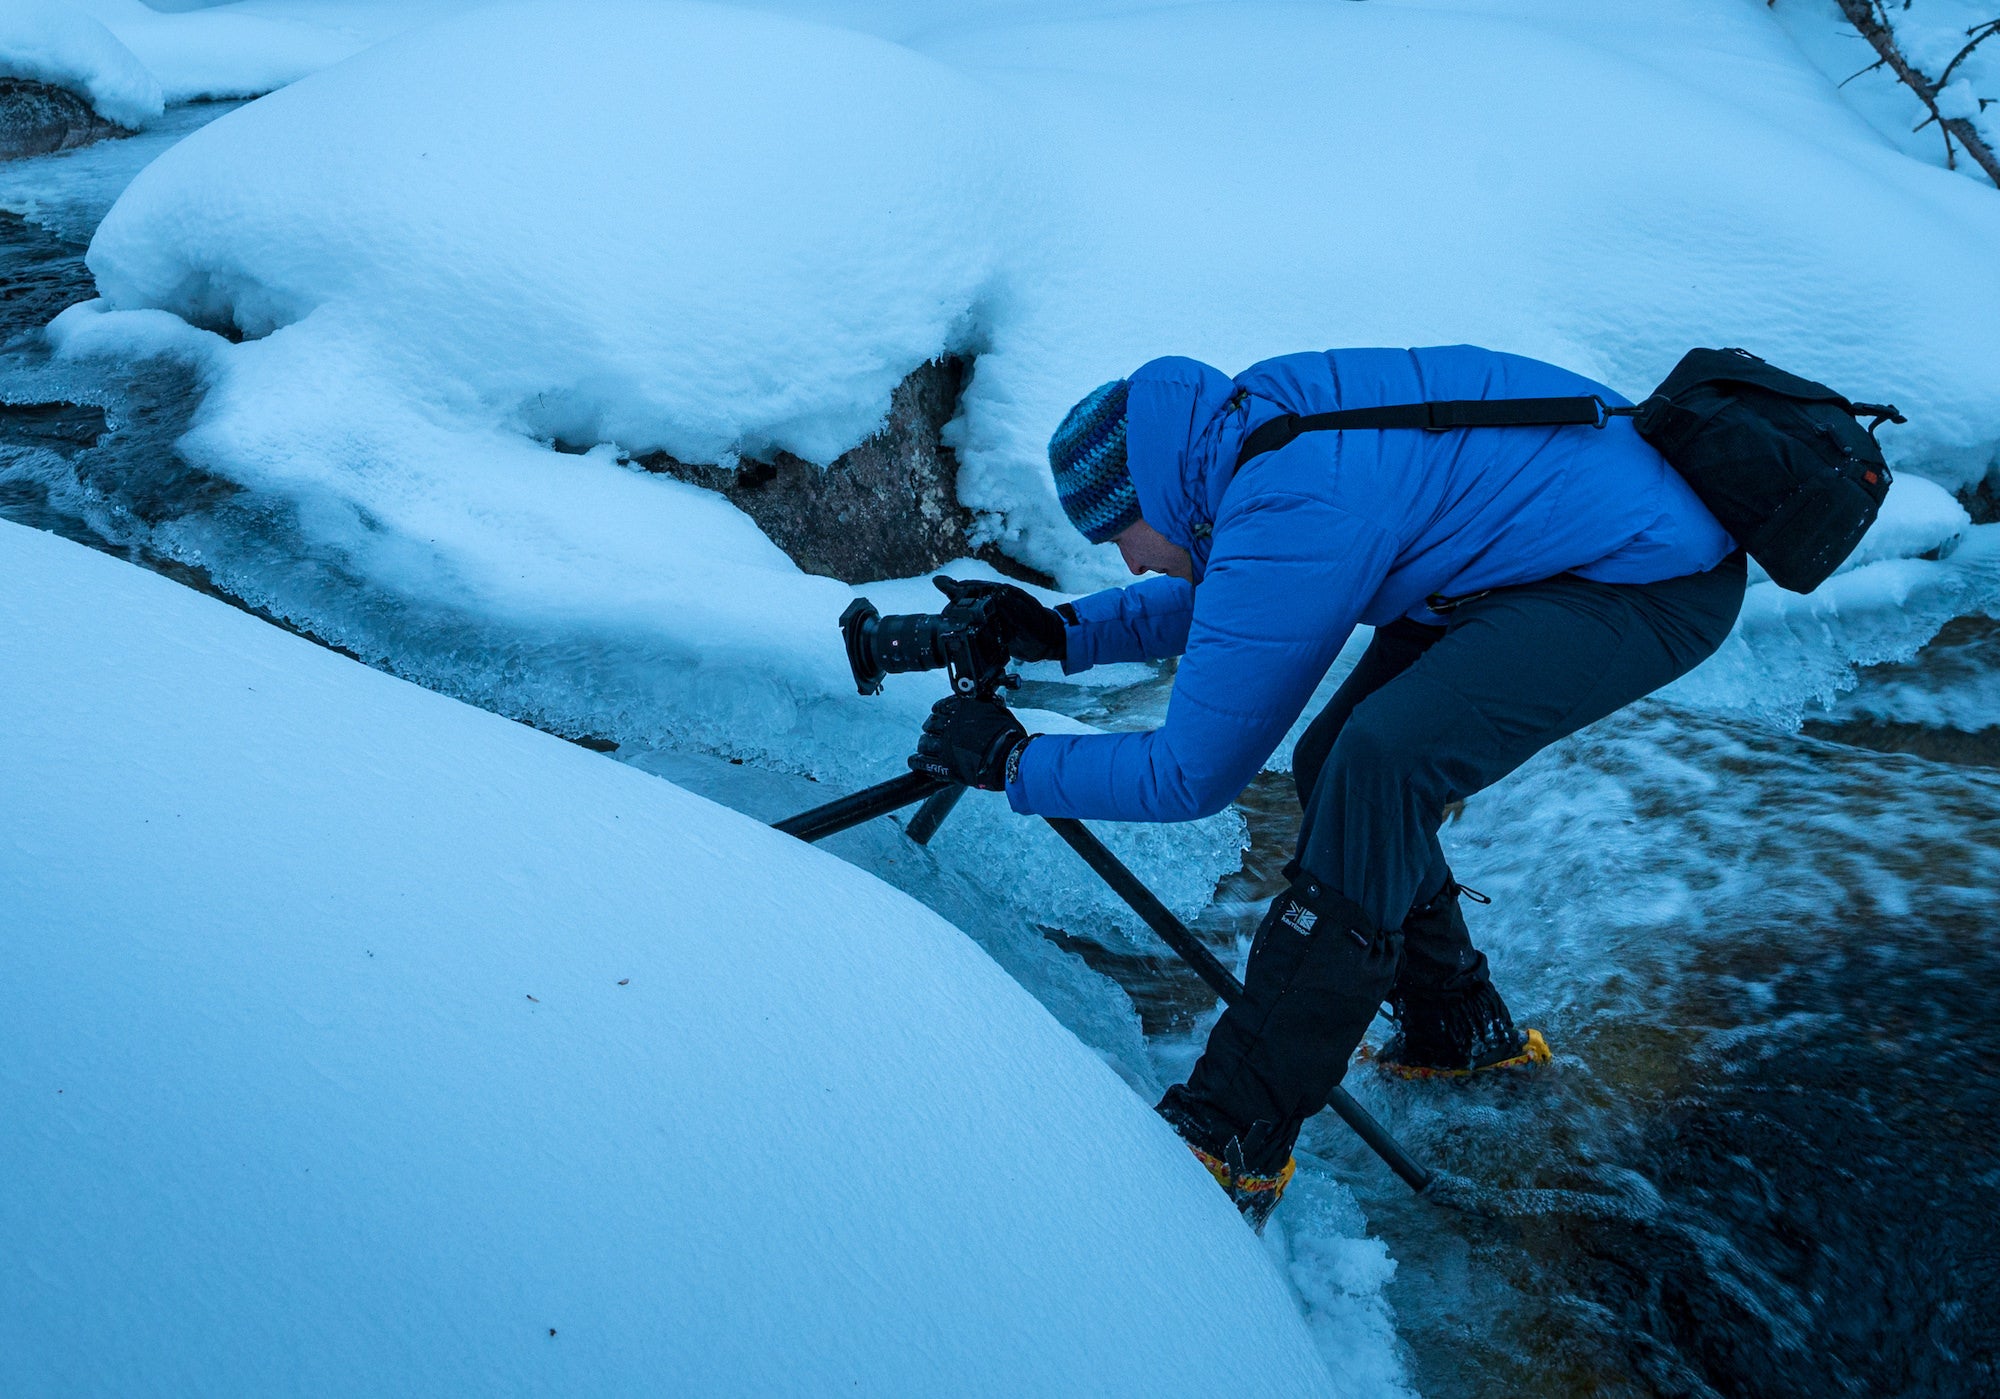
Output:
[1165, 556, 1747, 1190]
[1297, 555, 1747, 931]
[1290, 619, 1446, 809]
[1153, 619, 1446, 1199]
[1378, 877, 1528, 1073]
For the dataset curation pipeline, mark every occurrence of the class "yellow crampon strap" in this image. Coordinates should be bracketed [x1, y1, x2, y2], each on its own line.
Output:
[1362, 1026, 1554, 1081]
[1187, 1143, 1296, 1199]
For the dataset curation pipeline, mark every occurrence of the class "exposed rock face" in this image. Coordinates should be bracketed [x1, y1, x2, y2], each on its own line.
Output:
[638, 356, 1047, 585]
[1963, 474, 1998, 526]
[0, 79, 126, 161]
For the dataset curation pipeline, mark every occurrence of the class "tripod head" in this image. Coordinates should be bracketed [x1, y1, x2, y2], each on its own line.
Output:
[839, 580, 1020, 701]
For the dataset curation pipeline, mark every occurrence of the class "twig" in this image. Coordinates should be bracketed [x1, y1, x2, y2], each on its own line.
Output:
[1840, 56, 1889, 87]
[1832, 0, 2000, 187]
[1938, 19, 2000, 87]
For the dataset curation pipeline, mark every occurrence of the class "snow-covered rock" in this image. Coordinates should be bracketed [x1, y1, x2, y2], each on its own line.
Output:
[1842, 473, 1972, 574]
[0, 517, 1345, 1397]
[2, 1, 487, 116]
[0, 76, 126, 160]
[0, 0, 162, 128]
[87, 0, 1009, 467]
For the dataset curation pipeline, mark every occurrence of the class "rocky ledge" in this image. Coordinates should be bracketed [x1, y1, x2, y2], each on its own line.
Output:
[635, 356, 1048, 586]
[0, 78, 127, 161]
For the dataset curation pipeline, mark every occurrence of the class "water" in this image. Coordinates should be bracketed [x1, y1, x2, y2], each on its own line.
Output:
[6, 115, 1999, 1399]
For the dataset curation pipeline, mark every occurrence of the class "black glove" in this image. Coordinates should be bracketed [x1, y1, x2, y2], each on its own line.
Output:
[933, 576, 1069, 664]
[908, 696, 1030, 791]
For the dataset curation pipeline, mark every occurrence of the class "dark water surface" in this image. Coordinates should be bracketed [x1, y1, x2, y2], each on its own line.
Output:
[1224, 717, 1997, 1399]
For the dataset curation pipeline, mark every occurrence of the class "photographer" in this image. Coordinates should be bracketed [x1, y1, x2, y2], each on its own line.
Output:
[911, 346, 1745, 1225]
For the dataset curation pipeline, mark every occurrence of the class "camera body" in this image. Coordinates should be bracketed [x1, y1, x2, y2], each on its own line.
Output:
[840, 590, 1016, 699]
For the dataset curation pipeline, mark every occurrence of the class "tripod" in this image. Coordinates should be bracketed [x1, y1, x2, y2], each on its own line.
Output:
[774, 769, 1440, 1198]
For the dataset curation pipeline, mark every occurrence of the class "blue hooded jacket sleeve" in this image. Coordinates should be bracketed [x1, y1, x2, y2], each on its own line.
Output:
[1061, 574, 1194, 673]
[1013, 493, 1398, 821]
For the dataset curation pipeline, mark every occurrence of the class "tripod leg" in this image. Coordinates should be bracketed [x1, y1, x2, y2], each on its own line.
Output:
[1042, 815, 1437, 1197]
[905, 785, 966, 846]
[774, 772, 948, 843]
[1043, 817, 1242, 1005]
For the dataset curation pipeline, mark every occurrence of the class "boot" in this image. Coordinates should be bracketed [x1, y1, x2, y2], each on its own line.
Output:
[1368, 879, 1550, 1078]
[1156, 1092, 1297, 1232]
[1371, 982, 1551, 1078]
[1161, 874, 1399, 1228]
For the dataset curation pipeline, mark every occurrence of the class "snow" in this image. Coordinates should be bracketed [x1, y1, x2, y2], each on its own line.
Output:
[0, 0, 163, 127]
[87, 2, 1010, 463]
[0, 516, 1344, 1398]
[1838, 472, 1972, 574]
[1673, 521, 2000, 726]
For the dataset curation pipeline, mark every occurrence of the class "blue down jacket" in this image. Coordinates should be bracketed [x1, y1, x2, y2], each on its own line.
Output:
[1005, 345, 1735, 823]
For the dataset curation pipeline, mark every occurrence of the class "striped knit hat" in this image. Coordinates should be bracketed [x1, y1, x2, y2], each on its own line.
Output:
[1048, 379, 1137, 544]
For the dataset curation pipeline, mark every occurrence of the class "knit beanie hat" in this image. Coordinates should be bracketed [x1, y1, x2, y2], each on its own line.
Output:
[1047, 379, 1138, 544]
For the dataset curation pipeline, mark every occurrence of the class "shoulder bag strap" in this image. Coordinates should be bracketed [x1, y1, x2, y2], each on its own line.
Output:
[1236, 395, 1626, 470]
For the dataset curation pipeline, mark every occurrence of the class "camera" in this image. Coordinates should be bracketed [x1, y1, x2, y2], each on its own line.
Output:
[840, 583, 1017, 699]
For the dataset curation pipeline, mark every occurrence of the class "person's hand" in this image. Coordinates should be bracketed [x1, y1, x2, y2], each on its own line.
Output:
[933, 576, 1069, 664]
[908, 696, 1030, 791]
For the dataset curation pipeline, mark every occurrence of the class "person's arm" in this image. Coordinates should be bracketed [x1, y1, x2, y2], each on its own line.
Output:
[1059, 574, 1194, 674]
[1009, 497, 1397, 821]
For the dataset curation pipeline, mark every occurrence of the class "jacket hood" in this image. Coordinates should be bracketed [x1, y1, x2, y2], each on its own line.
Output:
[1124, 356, 1278, 581]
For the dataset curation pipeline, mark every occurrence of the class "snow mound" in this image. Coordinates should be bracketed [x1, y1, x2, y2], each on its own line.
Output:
[1, 0, 163, 127]
[1839, 473, 1972, 575]
[87, 0, 1010, 466]
[0, 517, 1347, 1398]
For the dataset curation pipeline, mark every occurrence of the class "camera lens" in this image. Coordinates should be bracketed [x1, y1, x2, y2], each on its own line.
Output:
[840, 598, 953, 695]
[868, 612, 951, 674]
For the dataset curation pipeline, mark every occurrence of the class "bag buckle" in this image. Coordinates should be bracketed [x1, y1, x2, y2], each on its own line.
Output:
[1593, 395, 1640, 429]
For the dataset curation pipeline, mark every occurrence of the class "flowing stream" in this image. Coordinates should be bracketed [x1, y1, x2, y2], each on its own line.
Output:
[6, 112, 1998, 1399]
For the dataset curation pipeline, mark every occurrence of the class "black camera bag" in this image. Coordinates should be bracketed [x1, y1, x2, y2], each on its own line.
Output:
[1234, 346, 1904, 594]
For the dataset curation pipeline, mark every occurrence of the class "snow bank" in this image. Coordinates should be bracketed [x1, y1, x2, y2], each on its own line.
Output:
[1, 0, 162, 127]
[0, 517, 1345, 1398]
[932, 0, 2000, 573]
[1674, 520, 2000, 725]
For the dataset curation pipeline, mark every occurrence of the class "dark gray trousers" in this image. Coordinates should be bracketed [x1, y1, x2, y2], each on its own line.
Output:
[1170, 554, 1747, 1159]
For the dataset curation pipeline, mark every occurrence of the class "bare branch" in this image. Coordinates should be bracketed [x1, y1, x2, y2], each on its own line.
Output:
[1832, 0, 2000, 186]
[1840, 56, 1890, 87]
[1938, 19, 2000, 87]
